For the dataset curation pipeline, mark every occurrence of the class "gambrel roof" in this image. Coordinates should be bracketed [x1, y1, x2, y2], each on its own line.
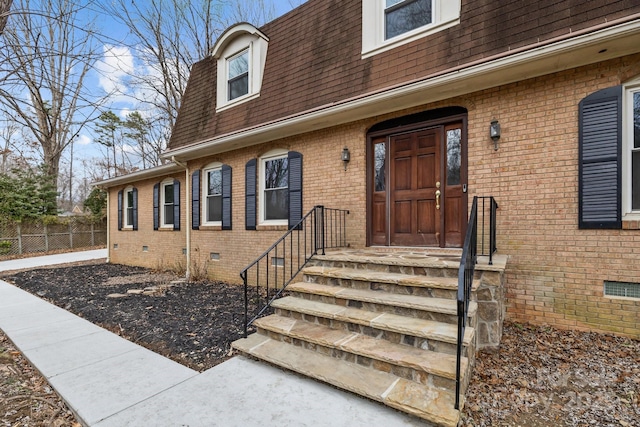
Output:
[166, 0, 640, 160]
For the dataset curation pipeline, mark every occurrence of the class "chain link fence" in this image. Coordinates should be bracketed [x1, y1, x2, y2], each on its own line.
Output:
[0, 217, 107, 256]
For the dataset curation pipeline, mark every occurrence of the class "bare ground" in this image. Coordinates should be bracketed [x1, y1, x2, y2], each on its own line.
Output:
[1, 262, 639, 426]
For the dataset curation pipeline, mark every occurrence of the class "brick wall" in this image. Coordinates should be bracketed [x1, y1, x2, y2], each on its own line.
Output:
[109, 53, 640, 339]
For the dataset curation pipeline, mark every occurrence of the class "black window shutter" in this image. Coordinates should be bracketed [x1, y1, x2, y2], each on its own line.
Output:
[117, 189, 123, 230]
[245, 159, 256, 230]
[288, 151, 303, 229]
[173, 179, 181, 231]
[132, 188, 138, 231]
[192, 170, 200, 230]
[578, 85, 622, 229]
[153, 183, 160, 230]
[222, 164, 232, 230]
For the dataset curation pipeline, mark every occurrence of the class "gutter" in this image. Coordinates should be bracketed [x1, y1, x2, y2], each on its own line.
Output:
[164, 15, 640, 161]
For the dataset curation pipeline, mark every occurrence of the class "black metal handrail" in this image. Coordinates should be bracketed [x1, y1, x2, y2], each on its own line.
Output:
[240, 205, 349, 337]
[455, 196, 498, 410]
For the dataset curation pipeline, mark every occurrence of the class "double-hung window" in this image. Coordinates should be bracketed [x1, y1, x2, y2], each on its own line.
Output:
[228, 49, 249, 101]
[125, 189, 135, 227]
[362, 0, 460, 58]
[206, 167, 223, 223]
[117, 186, 137, 231]
[153, 178, 180, 230]
[262, 153, 289, 222]
[627, 86, 640, 212]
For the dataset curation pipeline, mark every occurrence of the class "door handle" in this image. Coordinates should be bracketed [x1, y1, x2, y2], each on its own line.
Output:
[435, 189, 441, 210]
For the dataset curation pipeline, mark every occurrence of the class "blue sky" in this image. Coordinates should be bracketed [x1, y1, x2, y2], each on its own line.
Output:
[71, 0, 305, 169]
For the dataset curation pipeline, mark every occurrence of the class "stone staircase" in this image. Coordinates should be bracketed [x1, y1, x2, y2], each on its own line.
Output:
[232, 249, 507, 427]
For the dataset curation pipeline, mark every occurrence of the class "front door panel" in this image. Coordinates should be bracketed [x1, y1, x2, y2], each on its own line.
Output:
[390, 129, 440, 246]
[368, 120, 466, 248]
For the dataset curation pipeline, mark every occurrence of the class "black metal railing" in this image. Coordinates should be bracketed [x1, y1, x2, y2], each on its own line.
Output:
[455, 196, 498, 410]
[240, 205, 349, 337]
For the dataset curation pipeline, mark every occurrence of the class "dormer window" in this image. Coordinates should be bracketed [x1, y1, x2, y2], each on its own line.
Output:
[385, 0, 432, 40]
[228, 49, 249, 101]
[362, 0, 460, 58]
[213, 23, 269, 111]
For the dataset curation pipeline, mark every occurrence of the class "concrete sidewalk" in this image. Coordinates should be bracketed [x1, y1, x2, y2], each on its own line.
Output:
[0, 249, 108, 272]
[0, 252, 427, 426]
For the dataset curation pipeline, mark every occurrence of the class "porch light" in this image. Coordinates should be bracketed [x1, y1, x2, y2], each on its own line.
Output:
[341, 147, 350, 170]
[490, 120, 501, 151]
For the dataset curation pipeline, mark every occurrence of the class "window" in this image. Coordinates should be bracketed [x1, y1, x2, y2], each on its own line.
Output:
[362, 0, 460, 58]
[228, 49, 249, 101]
[213, 23, 269, 110]
[117, 186, 137, 230]
[385, 0, 432, 40]
[245, 151, 303, 230]
[153, 179, 180, 230]
[262, 151, 289, 223]
[191, 163, 232, 229]
[626, 86, 640, 212]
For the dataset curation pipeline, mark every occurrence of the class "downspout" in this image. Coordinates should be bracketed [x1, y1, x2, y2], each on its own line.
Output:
[103, 186, 110, 263]
[172, 156, 190, 280]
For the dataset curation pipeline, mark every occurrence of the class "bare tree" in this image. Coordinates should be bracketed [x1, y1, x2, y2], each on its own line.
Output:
[0, 0, 12, 34]
[0, 0, 103, 193]
[103, 0, 279, 158]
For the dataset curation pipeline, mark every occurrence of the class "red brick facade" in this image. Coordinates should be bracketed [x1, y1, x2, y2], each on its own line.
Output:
[104, 1, 640, 339]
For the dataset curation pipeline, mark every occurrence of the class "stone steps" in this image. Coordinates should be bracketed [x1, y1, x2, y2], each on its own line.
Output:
[233, 333, 461, 427]
[233, 249, 508, 426]
[288, 281, 477, 324]
[272, 296, 475, 356]
[254, 314, 470, 393]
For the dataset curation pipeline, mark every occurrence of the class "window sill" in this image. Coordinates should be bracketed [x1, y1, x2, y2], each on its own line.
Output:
[158, 227, 177, 231]
[216, 92, 260, 113]
[120, 227, 135, 231]
[622, 213, 640, 229]
[198, 225, 222, 231]
[256, 224, 288, 232]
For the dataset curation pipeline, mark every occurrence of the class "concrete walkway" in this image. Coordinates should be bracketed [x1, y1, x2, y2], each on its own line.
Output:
[0, 251, 427, 426]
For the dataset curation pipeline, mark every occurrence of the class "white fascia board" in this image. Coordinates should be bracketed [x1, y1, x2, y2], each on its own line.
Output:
[93, 163, 183, 188]
[165, 18, 640, 161]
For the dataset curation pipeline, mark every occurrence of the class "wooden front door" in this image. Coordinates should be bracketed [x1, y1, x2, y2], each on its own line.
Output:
[368, 122, 466, 247]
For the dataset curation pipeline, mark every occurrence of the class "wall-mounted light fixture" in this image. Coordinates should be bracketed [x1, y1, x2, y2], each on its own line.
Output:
[341, 147, 350, 170]
[490, 120, 501, 151]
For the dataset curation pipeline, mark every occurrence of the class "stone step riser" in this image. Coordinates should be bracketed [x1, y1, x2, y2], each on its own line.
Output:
[289, 290, 476, 327]
[274, 307, 475, 359]
[303, 274, 464, 301]
[257, 326, 470, 396]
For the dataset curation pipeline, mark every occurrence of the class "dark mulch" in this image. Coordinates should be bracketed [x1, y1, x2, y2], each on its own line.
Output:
[2, 262, 639, 426]
[2, 263, 253, 371]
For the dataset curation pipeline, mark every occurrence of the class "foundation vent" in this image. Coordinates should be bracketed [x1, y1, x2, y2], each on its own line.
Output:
[604, 281, 640, 299]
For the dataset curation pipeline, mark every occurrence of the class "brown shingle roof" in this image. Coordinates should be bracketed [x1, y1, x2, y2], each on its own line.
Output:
[168, 0, 640, 150]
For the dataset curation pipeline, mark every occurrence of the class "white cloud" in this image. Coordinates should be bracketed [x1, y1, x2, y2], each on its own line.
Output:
[76, 134, 92, 146]
[95, 45, 135, 95]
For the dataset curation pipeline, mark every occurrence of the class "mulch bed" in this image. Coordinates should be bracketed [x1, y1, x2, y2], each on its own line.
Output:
[1, 262, 639, 426]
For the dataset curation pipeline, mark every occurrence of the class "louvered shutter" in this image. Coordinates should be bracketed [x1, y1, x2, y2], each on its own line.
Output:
[173, 179, 181, 231]
[222, 164, 232, 230]
[578, 86, 622, 229]
[245, 159, 256, 230]
[153, 183, 160, 230]
[132, 188, 138, 231]
[192, 170, 200, 230]
[117, 190, 123, 230]
[288, 151, 303, 229]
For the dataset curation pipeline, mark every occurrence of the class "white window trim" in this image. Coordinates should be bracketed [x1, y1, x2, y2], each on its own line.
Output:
[622, 81, 640, 219]
[123, 186, 134, 229]
[259, 149, 288, 226]
[362, 0, 461, 59]
[202, 162, 223, 226]
[160, 178, 175, 229]
[214, 24, 269, 112]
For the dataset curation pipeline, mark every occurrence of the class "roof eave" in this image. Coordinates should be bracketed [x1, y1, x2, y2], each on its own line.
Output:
[92, 163, 183, 188]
